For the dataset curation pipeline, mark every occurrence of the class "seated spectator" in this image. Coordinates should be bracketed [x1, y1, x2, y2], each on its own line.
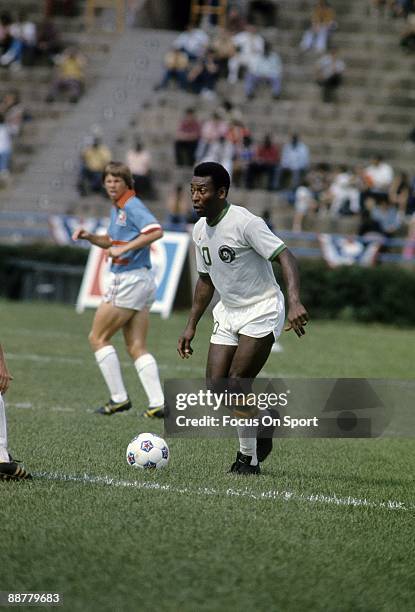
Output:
[246, 134, 280, 190]
[211, 28, 235, 78]
[245, 41, 283, 99]
[300, 0, 337, 53]
[187, 49, 219, 98]
[292, 179, 317, 232]
[226, 118, 250, 149]
[228, 24, 264, 84]
[196, 112, 228, 161]
[0, 12, 23, 69]
[226, 6, 246, 34]
[315, 47, 345, 103]
[389, 171, 410, 214]
[400, 13, 415, 51]
[46, 47, 86, 103]
[174, 108, 200, 167]
[77, 136, 111, 196]
[125, 139, 153, 198]
[10, 11, 37, 66]
[276, 134, 310, 191]
[173, 24, 209, 61]
[164, 184, 189, 231]
[156, 47, 189, 91]
[361, 154, 394, 208]
[0, 113, 12, 178]
[0, 90, 25, 137]
[36, 19, 62, 64]
[200, 135, 234, 177]
[328, 165, 361, 216]
[371, 197, 402, 237]
[233, 135, 255, 187]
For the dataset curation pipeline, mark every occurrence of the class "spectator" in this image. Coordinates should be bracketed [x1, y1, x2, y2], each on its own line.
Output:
[233, 134, 255, 187]
[174, 108, 200, 167]
[173, 24, 209, 60]
[228, 24, 264, 84]
[187, 49, 219, 98]
[276, 134, 310, 190]
[164, 184, 189, 231]
[371, 197, 402, 237]
[0, 114, 12, 178]
[361, 154, 394, 208]
[0, 90, 25, 137]
[0, 12, 23, 69]
[125, 139, 153, 198]
[211, 28, 236, 78]
[246, 134, 280, 190]
[389, 171, 410, 214]
[36, 19, 62, 64]
[226, 5, 246, 34]
[10, 11, 37, 65]
[78, 137, 111, 196]
[328, 165, 361, 216]
[200, 135, 234, 177]
[245, 41, 283, 99]
[196, 112, 228, 161]
[300, 0, 337, 53]
[156, 47, 189, 91]
[315, 47, 345, 103]
[292, 179, 317, 232]
[226, 118, 250, 149]
[46, 47, 86, 103]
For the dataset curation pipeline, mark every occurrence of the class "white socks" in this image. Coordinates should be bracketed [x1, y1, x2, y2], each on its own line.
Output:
[94, 346, 128, 403]
[0, 394, 9, 462]
[237, 420, 258, 466]
[134, 353, 164, 408]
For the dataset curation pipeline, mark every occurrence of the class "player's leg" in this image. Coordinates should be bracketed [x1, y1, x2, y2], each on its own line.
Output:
[0, 393, 32, 480]
[122, 309, 164, 418]
[89, 301, 135, 414]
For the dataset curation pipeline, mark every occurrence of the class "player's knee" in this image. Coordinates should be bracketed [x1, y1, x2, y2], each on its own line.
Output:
[88, 330, 106, 350]
[125, 340, 146, 360]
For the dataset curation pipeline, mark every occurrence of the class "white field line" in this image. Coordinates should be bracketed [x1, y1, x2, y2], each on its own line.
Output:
[33, 471, 413, 512]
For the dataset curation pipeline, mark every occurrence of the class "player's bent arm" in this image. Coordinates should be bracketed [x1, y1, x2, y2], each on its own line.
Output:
[71, 228, 112, 249]
[108, 228, 163, 259]
[275, 248, 309, 337]
[177, 274, 215, 358]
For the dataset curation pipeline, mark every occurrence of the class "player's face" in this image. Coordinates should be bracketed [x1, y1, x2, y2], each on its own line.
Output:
[104, 174, 129, 202]
[190, 176, 217, 216]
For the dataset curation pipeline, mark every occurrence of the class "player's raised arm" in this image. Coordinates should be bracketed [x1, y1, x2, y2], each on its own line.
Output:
[178, 274, 215, 358]
[275, 248, 309, 337]
[71, 228, 112, 249]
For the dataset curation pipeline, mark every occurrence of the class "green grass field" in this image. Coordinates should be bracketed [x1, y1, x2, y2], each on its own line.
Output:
[1, 299, 414, 612]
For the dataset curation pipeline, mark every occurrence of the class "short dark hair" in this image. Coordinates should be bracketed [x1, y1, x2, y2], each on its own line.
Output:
[102, 161, 134, 189]
[193, 162, 230, 195]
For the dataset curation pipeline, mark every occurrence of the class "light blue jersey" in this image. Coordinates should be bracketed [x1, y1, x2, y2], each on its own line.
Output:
[108, 190, 161, 273]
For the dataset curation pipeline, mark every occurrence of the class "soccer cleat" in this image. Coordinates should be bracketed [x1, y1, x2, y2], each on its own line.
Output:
[143, 406, 165, 419]
[229, 451, 260, 475]
[257, 408, 279, 462]
[0, 460, 32, 481]
[95, 398, 132, 415]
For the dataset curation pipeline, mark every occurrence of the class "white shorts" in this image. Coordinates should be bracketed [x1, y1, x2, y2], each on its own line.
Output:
[103, 268, 156, 311]
[210, 293, 285, 346]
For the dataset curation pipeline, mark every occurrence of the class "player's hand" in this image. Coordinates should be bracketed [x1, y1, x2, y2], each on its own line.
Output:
[285, 302, 309, 337]
[107, 246, 125, 259]
[72, 228, 89, 241]
[0, 369, 13, 395]
[177, 326, 195, 359]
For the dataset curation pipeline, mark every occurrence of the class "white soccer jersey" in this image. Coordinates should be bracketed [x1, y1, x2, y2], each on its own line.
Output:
[193, 204, 286, 307]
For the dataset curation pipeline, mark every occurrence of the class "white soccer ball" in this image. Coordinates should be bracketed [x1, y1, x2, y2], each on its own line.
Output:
[126, 433, 169, 469]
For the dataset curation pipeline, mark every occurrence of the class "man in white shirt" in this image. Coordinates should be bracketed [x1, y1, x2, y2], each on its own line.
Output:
[276, 134, 310, 191]
[361, 155, 394, 209]
[228, 24, 265, 84]
[178, 162, 308, 474]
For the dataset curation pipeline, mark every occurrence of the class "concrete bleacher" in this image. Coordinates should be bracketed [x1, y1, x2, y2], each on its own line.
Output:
[0, 0, 414, 245]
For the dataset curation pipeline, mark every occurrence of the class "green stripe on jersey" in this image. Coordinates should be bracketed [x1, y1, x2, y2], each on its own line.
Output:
[206, 203, 230, 227]
[269, 244, 287, 261]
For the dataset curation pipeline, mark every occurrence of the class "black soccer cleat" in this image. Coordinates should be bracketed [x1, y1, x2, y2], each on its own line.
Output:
[0, 460, 32, 481]
[95, 398, 132, 415]
[229, 451, 260, 475]
[257, 408, 279, 462]
[142, 406, 165, 419]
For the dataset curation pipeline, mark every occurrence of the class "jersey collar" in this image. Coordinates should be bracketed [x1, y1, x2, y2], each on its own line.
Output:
[206, 202, 230, 227]
[115, 189, 136, 209]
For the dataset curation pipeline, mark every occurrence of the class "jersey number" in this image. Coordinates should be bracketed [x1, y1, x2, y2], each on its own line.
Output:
[202, 247, 212, 266]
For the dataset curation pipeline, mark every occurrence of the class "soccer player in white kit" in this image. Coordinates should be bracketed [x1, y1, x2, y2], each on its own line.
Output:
[178, 162, 308, 474]
[0, 343, 32, 480]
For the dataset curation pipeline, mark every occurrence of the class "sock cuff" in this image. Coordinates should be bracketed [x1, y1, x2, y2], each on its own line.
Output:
[95, 345, 116, 363]
[134, 353, 156, 372]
